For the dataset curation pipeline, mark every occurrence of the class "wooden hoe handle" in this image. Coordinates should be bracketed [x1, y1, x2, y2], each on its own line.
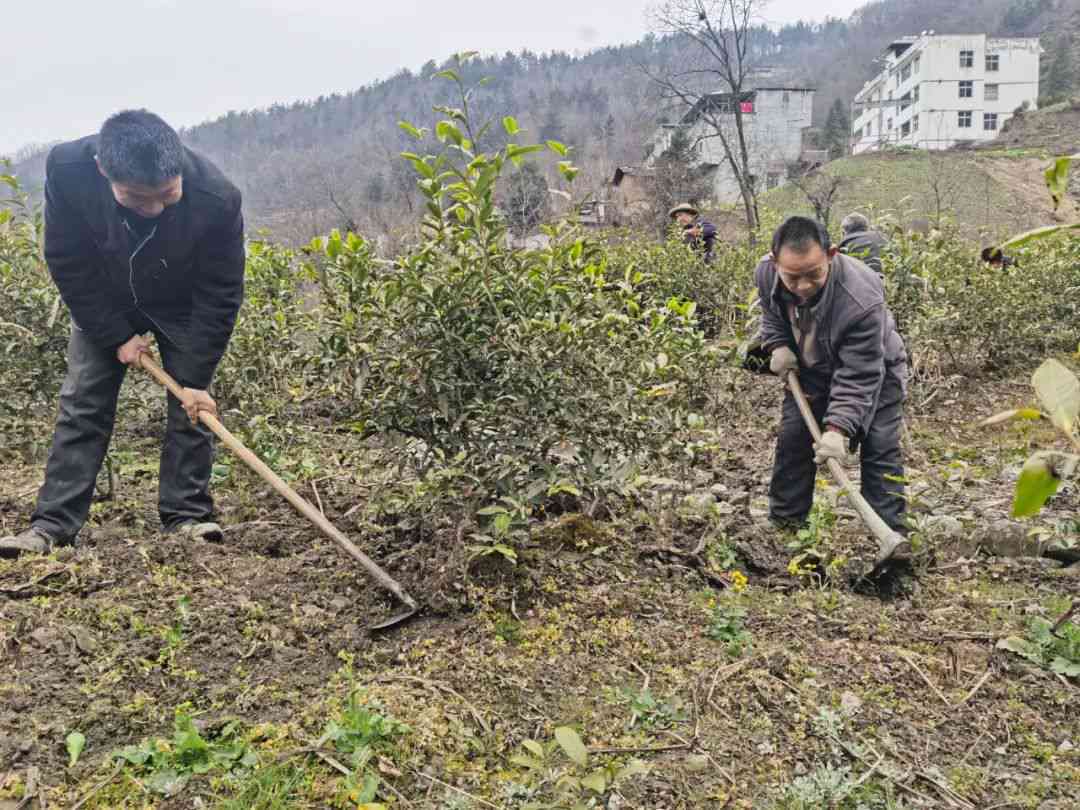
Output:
[137, 355, 418, 611]
[786, 373, 908, 565]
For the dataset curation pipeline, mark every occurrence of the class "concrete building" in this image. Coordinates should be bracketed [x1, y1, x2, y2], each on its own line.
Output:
[646, 87, 816, 203]
[852, 33, 1041, 154]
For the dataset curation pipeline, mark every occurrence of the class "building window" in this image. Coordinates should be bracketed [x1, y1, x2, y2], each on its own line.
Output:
[901, 121, 911, 137]
[986, 53, 1000, 71]
[985, 83, 999, 101]
[913, 84, 920, 103]
[914, 55, 921, 72]
[782, 91, 790, 104]
[887, 117, 893, 131]
[901, 63, 911, 83]
[959, 81, 973, 98]
[958, 111, 972, 128]
[766, 172, 782, 189]
[984, 112, 998, 130]
[867, 122, 872, 136]
[960, 49, 974, 68]
[900, 91, 911, 112]
[912, 114, 919, 132]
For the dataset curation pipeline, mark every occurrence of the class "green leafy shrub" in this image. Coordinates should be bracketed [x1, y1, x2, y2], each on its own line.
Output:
[882, 226, 1080, 379]
[0, 166, 69, 459]
[303, 55, 717, 512]
[707, 602, 752, 657]
[998, 614, 1080, 678]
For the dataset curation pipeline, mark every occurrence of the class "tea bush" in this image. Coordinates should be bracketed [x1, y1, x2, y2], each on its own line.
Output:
[0, 167, 69, 460]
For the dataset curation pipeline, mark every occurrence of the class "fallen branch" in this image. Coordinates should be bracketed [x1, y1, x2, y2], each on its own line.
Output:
[411, 770, 501, 810]
[849, 750, 885, 789]
[1051, 601, 1076, 637]
[899, 651, 952, 708]
[0, 566, 72, 596]
[706, 656, 755, 705]
[70, 763, 123, 810]
[589, 741, 690, 755]
[374, 674, 491, 735]
[955, 668, 994, 709]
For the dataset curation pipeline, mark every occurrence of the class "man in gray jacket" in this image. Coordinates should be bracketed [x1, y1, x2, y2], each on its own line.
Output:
[756, 216, 908, 534]
[838, 212, 888, 275]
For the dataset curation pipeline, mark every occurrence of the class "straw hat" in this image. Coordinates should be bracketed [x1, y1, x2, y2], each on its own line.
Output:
[668, 203, 699, 218]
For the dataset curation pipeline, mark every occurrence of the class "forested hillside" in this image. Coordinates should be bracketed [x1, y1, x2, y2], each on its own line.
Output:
[8, 0, 1080, 242]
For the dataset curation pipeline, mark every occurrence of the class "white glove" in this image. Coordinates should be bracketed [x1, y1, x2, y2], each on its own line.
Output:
[770, 346, 798, 379]
[813, 430, 849, 464]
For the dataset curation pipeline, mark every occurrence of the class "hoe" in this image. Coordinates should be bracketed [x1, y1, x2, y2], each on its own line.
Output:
[787, 373, 911, 582]
[139, 355, 419, 630]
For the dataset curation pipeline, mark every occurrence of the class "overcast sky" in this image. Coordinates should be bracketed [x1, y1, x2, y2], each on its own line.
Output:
[0, 0, 865, 156]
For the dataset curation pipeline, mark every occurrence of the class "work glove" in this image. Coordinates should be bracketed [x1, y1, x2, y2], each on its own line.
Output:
[813, 430, 849, 465]
[769, 345, 798, 379]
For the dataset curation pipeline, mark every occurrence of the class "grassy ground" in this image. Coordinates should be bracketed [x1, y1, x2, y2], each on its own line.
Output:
[759, 149, 1080, 242]
[1, 372, 1078, 809]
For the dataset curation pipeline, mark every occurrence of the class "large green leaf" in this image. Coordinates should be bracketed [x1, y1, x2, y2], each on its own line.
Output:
[581, 770, 609, 793]
[66, 731, 86, 767]
[1044, 153, 1080, 211]
[1031, 359, 1080, 434]
[999, 221, 1080, 251]
[554, 726, 589, 767]
[397, 121, 423, 140]
[1050, 657, 1080, 677]
[997, 635, 1043, 663]
[978, 407, 1044, 427]
[1012, 451, 1078, 517]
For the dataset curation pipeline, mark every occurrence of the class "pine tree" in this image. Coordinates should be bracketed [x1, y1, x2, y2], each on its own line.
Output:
[823, 99, 850, 161]
[1043, 35, 1075, 104]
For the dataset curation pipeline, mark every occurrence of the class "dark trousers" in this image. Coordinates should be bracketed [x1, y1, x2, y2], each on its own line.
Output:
[31, 326, 215, 543]
[768, 370, 907, 534]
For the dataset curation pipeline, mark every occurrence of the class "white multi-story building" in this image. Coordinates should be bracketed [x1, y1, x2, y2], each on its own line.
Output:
[646, 87, 816, 202]
[851, 34, 1041, 154]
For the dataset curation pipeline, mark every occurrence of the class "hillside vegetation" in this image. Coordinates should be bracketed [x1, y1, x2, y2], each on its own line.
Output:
[7, 0, 1080, 242]
[761, 148, 1080, 240]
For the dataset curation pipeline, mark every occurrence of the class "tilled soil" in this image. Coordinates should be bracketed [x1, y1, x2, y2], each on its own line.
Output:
[1, 375, 1078, 808]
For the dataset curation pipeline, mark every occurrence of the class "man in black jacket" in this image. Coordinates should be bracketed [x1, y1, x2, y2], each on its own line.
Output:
[0, 110, 244, 557]
[756, 216, 907, 534]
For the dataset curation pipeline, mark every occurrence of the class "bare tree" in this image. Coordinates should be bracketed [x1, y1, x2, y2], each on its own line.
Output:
[923, 149, 962, 230]
[788, 166, 846, 232]
[647, 0, 767, 231]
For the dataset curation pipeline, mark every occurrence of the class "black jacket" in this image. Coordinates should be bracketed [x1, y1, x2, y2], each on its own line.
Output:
[838, 228, 887, 275]
[44, 135, 244, 389]
[755, 253, 906, 437]
[684, 217, 717, 263]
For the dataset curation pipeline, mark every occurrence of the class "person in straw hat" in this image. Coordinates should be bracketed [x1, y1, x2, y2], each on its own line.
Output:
[668, 203, 717, 264]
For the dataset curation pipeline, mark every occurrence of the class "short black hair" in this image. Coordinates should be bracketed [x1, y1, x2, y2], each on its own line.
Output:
[771, 215, 831, 257]
[97, 109, 184, 186]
